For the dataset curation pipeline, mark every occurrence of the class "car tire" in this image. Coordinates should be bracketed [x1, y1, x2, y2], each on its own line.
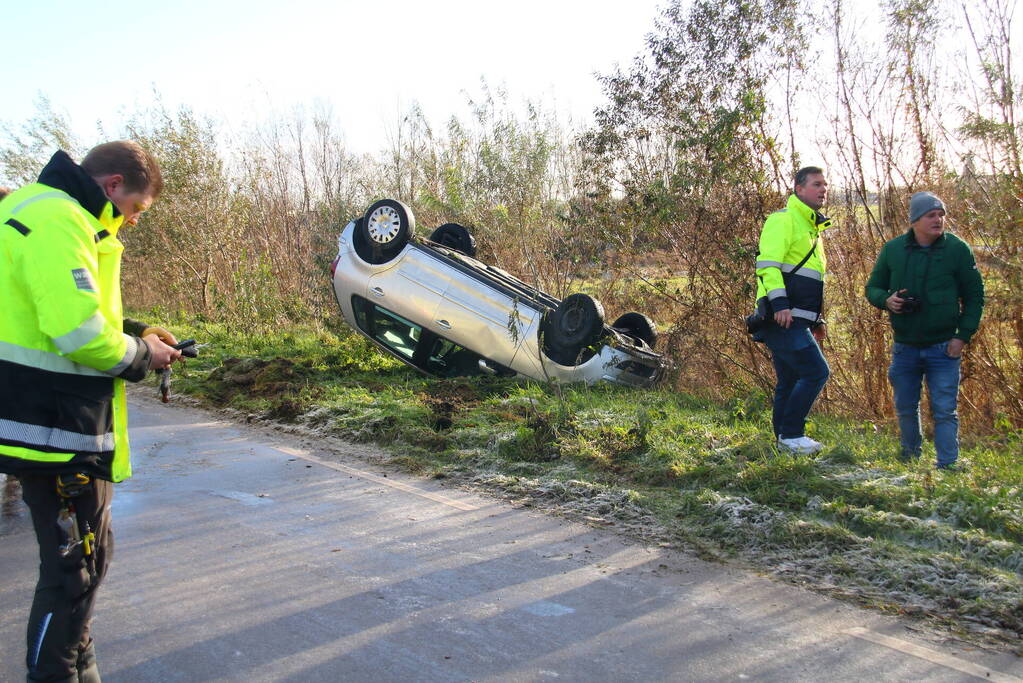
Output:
[354, 199, 414, 264]
[545, 293, 605, 351]
[612, 312, 658, 349]
[430, 223, 477, 256]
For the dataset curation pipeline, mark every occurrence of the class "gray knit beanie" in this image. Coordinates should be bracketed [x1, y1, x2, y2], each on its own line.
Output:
[909, 191, 945, 223]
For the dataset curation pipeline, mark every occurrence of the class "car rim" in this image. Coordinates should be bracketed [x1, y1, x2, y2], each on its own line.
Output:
[367, 206, 402, 244]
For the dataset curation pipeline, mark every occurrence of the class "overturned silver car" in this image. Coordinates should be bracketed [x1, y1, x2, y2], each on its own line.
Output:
[329, 199, 667, 387]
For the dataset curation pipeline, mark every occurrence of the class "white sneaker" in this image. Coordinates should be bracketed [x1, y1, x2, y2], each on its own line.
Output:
[777, 436, 824, 454]
[797, 436, 823, 453]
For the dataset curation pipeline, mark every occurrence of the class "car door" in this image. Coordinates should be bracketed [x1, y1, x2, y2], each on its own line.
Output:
[433, 269, 537, 367]
[365, 246, 449, 326]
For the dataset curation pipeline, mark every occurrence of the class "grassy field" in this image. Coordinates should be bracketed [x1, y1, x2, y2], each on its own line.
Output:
[143, 313, 1023, 650]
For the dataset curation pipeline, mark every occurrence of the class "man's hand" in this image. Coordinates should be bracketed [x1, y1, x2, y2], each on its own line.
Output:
[812, 323, 827, 343]
[143, 333, 182, 370]
[142, 326, 178, 346]
[947, 338, 965, 358]
[774, 309, 793, 329]
[886, 289, 908, 313]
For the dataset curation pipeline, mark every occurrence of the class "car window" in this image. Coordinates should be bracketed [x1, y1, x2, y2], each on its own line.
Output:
[353, 298, 421, 360]
[424, 336, 483, 377]
[353, 295, 497, 376]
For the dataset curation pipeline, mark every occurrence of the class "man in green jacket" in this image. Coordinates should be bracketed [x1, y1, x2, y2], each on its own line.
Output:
[1, 142, 182, 681]
[865, 191, 985, 470]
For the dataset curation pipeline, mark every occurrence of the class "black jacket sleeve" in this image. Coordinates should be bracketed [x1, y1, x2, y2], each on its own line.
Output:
[123, 318, 149, 337]
[117, 335, 151, 382]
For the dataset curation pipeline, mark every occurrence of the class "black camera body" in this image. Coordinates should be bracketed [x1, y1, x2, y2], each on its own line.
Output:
[745, 297, 770, 334]
[901, 294, 922, 314]
[745, 310, 768, 334]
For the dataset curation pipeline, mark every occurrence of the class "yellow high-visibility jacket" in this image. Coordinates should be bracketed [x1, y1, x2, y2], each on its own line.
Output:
[754, 194, 832, 323]
[0, 151, 151, 482]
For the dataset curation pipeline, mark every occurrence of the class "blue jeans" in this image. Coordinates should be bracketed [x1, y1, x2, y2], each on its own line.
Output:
[764, 326, 830, 439]
[888, 341, 961, 465]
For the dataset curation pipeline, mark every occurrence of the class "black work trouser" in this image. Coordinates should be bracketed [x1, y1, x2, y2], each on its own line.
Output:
[20, 473, 113, 682]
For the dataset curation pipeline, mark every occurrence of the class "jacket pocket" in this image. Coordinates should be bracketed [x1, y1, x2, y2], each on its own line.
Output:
[52, 376, 114, 452]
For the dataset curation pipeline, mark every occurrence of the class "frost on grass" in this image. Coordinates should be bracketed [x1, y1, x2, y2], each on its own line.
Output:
[573, 408, 621, 429]
[300, 405, 335, 427]
[823, 468, 910, 488]
[818, 501, 1023, 572]
[471, 472, 659, 534]
[700, 490, 1023, 639]
[702, 491, 787, 531]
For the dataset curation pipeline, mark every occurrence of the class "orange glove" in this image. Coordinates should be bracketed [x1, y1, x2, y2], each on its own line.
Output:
[141, 326, 179, 346]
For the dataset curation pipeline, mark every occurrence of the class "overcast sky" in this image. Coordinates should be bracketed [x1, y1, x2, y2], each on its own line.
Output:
[5, 0, 665, 153]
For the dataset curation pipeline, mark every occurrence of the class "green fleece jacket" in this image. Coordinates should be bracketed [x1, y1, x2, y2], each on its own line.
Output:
[865, 230, 985, 345]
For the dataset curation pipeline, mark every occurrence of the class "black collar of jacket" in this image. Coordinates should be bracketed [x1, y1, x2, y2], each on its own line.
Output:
[37, 150, 122, 221]
[905, 228, 946, 249]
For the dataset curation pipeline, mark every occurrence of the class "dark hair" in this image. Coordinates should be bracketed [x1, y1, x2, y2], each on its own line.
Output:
[81, 141, 163, 198]
[794, 166, 824, 189]
[0, 187, 11, 201]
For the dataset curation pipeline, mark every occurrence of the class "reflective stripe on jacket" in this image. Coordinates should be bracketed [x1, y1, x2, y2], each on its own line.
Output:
[0, 155, 146, 482]
[754, 194, 831, 323]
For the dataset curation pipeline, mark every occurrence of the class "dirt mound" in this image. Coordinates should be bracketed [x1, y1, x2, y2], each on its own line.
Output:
[419, 379, 483, 430]
[206, 358, 309, 416]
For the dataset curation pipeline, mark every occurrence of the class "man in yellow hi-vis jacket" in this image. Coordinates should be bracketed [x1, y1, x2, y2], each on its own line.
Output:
[0, 141, 182, 682]
[753, 166, 832, 455]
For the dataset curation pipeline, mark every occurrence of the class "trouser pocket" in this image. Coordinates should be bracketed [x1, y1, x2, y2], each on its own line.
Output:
[57, 541, 93, 598]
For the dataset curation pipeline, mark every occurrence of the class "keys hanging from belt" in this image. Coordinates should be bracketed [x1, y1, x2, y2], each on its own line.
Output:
[55, 474, 95, 557]
[56, 502, 95, 558]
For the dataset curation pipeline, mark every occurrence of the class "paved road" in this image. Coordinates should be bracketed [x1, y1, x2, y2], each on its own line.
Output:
[2, 397, 1021, 682]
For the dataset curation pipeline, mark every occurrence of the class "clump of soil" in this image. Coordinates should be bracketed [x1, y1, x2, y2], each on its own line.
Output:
[206, 358, 309, 416]
[419, 379, 485, 431]
[266, 397, 305, 421]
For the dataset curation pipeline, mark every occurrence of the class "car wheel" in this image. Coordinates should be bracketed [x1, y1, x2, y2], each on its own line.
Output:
[355, 199, 414, 264]
[430, 223, 477, 256]
[612, 312, 658, 349]
[546, 293, 605, 350]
